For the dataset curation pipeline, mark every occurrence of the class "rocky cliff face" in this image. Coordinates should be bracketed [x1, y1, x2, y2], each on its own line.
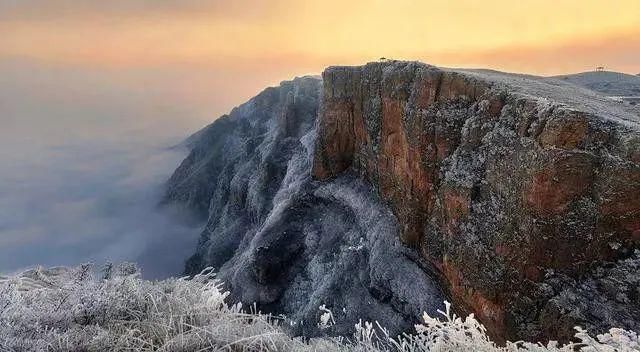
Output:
[165, 74, 446, 338]
[166, 61, 640, 343]
[313, 62, 640, 342]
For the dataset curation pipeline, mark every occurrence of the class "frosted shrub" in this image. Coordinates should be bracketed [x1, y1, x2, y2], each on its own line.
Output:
[392, 301, 640, 352]
[318, 304, 336, 330]
[0, 264, 638, 352]
[0, 264, 314, 351]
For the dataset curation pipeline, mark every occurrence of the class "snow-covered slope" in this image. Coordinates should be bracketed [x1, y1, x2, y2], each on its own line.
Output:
[461, 68, 640, 125]
[551, 71, 640, 97]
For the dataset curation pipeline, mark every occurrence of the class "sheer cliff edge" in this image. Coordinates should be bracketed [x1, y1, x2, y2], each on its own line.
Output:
[165, 61, 640, 343]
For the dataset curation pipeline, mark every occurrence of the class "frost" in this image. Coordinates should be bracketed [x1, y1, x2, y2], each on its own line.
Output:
[1, 265, 637, 351]
[318, 304, 336, 329]
[345, 237, 366, 251]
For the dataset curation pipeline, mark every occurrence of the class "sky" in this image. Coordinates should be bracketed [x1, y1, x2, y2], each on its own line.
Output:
[1, 1, 639, 114]
[0, 0, 638, 276]
[1, 1, 639, 73]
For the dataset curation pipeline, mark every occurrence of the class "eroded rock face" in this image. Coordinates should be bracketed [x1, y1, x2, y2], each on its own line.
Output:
[167, 61, 640, 344]
[165, 75, 446, 339]
[312, 61, 640, 342]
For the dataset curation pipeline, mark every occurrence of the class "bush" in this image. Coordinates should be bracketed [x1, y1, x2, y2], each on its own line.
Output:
[0, 264, 637, 351]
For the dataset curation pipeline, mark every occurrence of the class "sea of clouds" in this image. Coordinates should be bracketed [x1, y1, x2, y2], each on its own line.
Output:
[0, 59, 236, 278]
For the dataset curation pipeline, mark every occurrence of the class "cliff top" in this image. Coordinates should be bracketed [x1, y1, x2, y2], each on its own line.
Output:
[459, 68, 640, 128]
[324, 61, 640, 129]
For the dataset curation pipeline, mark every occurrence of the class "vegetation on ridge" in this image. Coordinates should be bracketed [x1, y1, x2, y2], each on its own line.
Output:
[1, 263, 638, 351]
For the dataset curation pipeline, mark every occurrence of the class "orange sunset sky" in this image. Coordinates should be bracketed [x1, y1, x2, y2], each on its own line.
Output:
[1, 0, 639, 118]
[1, 0, 639, 73]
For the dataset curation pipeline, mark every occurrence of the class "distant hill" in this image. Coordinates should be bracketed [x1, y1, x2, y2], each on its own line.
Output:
[552, 71, 640, 96]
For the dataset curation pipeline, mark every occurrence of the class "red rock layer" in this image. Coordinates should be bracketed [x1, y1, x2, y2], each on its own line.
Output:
[312, 61, 640, 342]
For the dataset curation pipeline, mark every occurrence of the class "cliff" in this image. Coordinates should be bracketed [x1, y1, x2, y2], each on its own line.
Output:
[165, 61, 640, 343]
[164, 74, 446, 338]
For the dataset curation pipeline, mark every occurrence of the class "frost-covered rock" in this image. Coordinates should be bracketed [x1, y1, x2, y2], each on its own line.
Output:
[312, 61, 640, 343]
[164, 75, 445, 339]
[166, 61, 640, 343]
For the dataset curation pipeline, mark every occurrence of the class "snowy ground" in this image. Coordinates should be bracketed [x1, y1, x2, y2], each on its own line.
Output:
[452, 67, 640, 128]
[551, 71, 640, 97]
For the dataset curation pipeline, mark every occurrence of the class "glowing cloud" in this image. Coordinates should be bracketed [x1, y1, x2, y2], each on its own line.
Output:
[0, 0, 638, 75]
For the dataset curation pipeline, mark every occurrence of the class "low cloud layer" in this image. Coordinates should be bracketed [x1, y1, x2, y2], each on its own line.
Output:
[0, 60, 221, 278]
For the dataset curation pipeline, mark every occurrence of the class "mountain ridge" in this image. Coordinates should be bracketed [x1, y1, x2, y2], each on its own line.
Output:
[165, 61, 640, 343]
[551, 70, 640, 98]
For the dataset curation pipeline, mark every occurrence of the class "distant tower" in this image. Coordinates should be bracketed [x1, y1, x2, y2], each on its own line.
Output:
[596, 66, 605, 72]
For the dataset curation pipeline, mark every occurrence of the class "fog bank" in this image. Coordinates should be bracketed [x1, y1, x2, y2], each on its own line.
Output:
[0, 59, 246, 278]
